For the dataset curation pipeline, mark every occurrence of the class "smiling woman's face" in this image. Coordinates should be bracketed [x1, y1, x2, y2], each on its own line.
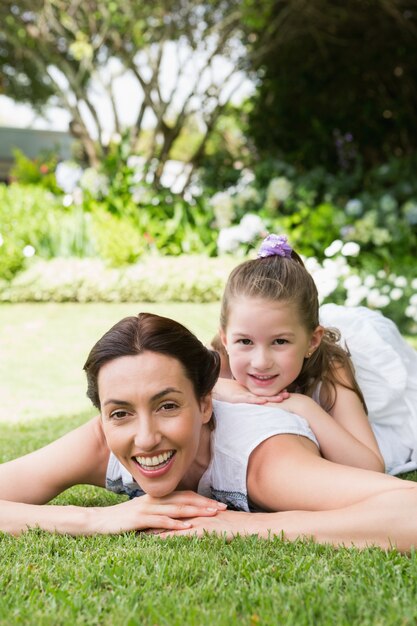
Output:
[98, 351, 212, 497]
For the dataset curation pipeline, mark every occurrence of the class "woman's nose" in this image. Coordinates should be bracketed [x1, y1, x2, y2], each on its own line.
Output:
[133, 418, 161, 451]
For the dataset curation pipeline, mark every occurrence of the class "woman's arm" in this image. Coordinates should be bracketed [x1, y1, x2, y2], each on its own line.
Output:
[0, 417, 225, 535]
[276, 393, 385, 472]
[159, 435, 417, 552]
[0, 416, 109, 504]
[157, 488, 417, 553]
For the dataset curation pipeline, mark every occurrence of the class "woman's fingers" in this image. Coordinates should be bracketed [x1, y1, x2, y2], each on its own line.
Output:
[147, 491, 226, 510]
[141, 516, 195, 531]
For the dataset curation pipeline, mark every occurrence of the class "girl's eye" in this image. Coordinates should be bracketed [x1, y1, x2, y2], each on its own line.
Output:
[109, 410, 129, 420]
[273, 338, 288, 345]
[237, 338, 252, 345]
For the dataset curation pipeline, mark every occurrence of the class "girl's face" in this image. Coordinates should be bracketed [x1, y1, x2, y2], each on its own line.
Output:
[98, 351, 212, 497]
[220, 296, 323, 396]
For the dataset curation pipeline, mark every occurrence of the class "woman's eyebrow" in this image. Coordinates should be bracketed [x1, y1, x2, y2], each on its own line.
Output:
[151, 387, 183, 401]
[103, 399, 132, 407]
[103, 388, 183, 407]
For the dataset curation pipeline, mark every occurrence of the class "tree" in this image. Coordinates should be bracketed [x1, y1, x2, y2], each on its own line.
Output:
[0, 0, 252, 190]
[244, 0, 417, 170]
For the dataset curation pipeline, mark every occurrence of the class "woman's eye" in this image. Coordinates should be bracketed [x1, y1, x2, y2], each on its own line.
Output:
[110, 410, 129, 420]
[160, 402, 179, 412]
[273, 338, 288, 345]
[237, 338, 252, 345]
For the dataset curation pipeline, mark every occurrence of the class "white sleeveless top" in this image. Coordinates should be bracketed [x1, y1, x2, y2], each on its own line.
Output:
[106, 399, 319, 511]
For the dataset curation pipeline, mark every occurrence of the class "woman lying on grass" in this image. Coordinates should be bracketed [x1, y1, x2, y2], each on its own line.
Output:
[1, 312, 417, 551]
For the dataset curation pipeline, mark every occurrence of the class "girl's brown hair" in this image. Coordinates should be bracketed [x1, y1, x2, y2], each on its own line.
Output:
[219, 250, 366, 413]
[84, 312, 220, 410]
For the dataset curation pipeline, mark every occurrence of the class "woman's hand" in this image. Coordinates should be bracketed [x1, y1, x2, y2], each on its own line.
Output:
[213, 378, 289, 405]
[90, 491, 227, 535]
[149, 510, 278, 540]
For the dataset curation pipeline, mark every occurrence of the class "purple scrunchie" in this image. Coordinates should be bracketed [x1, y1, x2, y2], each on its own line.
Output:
[257, 234, 293, 259]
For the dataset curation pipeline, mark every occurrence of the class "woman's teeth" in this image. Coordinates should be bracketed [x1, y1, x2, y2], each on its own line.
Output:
[135, 450, 175, 469]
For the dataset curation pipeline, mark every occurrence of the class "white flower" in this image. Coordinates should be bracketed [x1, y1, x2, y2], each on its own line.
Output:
[127, 155, 146, 184]
[364, 275, 376, 288]
[210, 192, 235, 228]
[345, 199, 363, 217]
[216, 214, 265, 253]
[23, 245, 36, 258]
[341, 241, 360, 257]
[265, 177, 293, 209]
[217, 226, 242, 254]
[410, 294, 417, 306]
[238, 214, 265, 242]
[63, 194, 73, 207]
[380, 194, 397, 213]
[367, 289, 390, 308]
[390, 288, 404, 301]
[343, 275, 362, 290]
[411, 278, 417, 290]
[405, 304, 417, 321]
[80, 168, 109, 199]
[235, 186, 260, 209]
[345, 285, 369, 306]
[324, 239, 343, 257]
[55, 161, 83, 194]
[377, 270, 387, 279]
[394, 276, 407, 288]
[402, 201, 417, 225]
[0, 233, 3, 246]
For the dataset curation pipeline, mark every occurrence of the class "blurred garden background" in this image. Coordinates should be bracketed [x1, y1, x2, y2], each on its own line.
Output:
[2, 0, 417, 425]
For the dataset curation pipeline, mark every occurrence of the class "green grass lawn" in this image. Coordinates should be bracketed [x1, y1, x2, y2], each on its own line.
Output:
[2, 416, 417, 626]
[0, 302, 221, 423]
[2, 303, 417, 625]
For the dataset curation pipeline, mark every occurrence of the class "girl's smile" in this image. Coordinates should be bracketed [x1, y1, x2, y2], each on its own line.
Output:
[98, 351, 212, 497]
[221, 296, 323, 396]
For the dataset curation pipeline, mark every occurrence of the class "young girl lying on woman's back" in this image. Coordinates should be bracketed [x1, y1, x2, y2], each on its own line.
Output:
[213, 234, 417, 475]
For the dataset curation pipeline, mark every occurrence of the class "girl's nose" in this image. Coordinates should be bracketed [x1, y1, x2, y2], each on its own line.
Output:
[133, 418, 161, 451]
[251, 347, 273, 370]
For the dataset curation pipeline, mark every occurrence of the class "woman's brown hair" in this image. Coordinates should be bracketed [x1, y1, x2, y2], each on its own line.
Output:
[84, 312, 220, 410]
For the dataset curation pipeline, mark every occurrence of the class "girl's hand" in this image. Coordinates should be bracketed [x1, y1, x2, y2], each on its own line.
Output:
[91, 491, 227, 535]
[213, 378, 289, 405]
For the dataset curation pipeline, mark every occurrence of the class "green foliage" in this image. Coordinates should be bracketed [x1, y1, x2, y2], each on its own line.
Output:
[10, 149, 60, 193]
[81, 137, 219, 263]
[245, 0, 417, 170]
[0, 183, 95, 280]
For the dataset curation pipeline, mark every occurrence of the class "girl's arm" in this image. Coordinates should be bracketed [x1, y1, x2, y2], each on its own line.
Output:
[276, 394, 385, 472]
[325, 368, 384, 466]
[213, 364, 384, 471]
[0, 417, 225, 535]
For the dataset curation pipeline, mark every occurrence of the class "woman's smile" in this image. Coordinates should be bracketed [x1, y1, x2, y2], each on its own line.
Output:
[133, 450, 177, 476]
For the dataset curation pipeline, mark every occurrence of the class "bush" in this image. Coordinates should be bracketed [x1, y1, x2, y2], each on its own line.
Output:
[0, 183, 84, 280]
[0, 256, 237, 304]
